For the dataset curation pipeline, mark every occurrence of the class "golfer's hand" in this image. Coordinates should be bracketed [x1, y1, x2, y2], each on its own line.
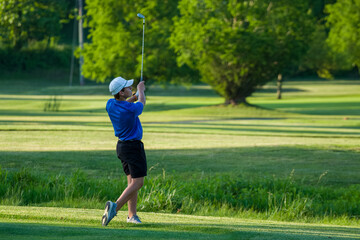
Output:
[137, 81, 145, 93]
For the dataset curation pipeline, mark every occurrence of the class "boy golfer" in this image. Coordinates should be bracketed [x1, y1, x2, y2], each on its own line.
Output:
[102, 76, 146, 226]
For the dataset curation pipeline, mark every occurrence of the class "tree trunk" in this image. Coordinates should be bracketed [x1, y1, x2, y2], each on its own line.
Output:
[226, 97, 248, 106]
[78, 0, 85, 86]
[277, 73, 282, 99]
[13, 7, 23, 50]
[14, 39, 23, 51]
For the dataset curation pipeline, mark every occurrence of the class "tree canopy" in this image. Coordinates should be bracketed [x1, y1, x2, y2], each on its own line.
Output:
[81, 0, 197, 83]
[0, 0, 70, 50]
[326, 0, 360, 73]
[0, 0, 357, 96]
[170, 0, 315, 104]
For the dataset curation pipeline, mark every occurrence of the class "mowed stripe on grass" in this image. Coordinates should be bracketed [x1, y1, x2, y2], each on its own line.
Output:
[0, 79, 359, 238]
[0, 206, 359, 240]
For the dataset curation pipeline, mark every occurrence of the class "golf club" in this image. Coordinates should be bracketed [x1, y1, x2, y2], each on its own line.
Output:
[137, 13, 145, 82]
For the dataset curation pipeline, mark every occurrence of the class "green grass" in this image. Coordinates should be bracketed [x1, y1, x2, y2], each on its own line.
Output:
[0, 73, 359, 238]
[0, 78, 359, 183]
[1, 206, 359, 240]
[1, 167, 360, 223]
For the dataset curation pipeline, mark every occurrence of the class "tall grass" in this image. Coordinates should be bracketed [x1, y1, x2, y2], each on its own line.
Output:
[43, 96, 62, 112]
[1, 167, 359, 221]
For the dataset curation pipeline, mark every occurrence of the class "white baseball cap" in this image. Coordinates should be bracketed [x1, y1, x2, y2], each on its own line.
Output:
[109, 76, 134, 95]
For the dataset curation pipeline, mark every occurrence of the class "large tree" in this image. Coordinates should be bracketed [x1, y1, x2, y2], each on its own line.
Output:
[326, 0, 360, 73]
[0, 0, 70, 50]
[298, 0, 352, 79]
[170, 0, 315, 104]
[81, 0, 197, 83]
[300, 24, 352, 79]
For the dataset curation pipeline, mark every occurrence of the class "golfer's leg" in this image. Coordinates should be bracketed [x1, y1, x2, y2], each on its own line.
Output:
[126, 175, 138, 217]
[115, 177, 144, 212]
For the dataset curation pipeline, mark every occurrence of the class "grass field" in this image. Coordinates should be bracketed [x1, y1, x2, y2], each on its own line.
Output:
[0, 73, 359, 239]
[1, 206, 360, 240]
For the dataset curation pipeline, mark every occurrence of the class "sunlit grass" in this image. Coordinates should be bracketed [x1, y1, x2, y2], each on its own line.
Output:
[0, 75, 359, 231]
[0, 78, 359, 182]
[0, 206, 359, 240]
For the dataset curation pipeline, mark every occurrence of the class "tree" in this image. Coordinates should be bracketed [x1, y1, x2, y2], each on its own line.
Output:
[326, 0, 360, 73]
[300, 24, 352, 79]
[0, 0, 70, 50]
[170, 0, 315, 104]
[81, 0, 198, 83]
[297, 0, 352, 80]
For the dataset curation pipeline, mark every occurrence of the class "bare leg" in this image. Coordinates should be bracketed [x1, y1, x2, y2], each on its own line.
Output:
[115, 176, 144, 212]
[126, 175, 138, 217]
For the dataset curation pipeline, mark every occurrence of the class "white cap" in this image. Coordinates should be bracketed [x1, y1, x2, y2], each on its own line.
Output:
[109, 76, 134, 95]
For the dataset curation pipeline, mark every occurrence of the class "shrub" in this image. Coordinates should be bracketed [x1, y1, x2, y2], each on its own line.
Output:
[0, 47, 72, 72]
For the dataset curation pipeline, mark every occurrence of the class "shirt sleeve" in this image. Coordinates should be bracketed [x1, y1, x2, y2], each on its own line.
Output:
[106, 99, 113, 113]
[133, 102, 144, 116]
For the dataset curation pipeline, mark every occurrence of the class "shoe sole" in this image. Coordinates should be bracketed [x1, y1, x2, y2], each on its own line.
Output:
[102, 201, 112, 226]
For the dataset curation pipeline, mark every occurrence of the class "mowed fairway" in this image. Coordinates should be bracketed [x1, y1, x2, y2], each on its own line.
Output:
[1, 206, 360, 240]
[0, 76, 359, 239]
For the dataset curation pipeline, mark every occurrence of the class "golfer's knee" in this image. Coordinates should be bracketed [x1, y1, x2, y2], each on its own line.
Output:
[136, 181, 144, 189]
[132, 179, 144, 190]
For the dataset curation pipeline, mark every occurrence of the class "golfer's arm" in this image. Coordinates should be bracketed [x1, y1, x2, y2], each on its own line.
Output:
[138, 91, 146, 106]
[126, 95, 138, 103]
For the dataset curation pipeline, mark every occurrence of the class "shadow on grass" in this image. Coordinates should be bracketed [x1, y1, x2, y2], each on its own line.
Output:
[146, 85, 218, 97]
[0, 72, 108, 96]
[255, 87, 307, 93]
[0, 145, 359, 185]
[0, 74, 217, 97]
[144, 117, 287, 124]
[0, 221, 359, 240]
[0, 111, 104, 117]
[259, 101, 360, 116]
[0, 118, 287, 129]
[143, 124, 360, 137]
[1, 118, 359, 137]
[0, 102, 220, 114]
[143, 103, 217, 112]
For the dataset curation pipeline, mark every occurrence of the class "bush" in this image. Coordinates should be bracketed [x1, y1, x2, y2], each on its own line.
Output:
[0, 47, 72, 72]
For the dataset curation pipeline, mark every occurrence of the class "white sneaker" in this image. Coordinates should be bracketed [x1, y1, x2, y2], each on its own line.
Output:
[127, 215, 142, 224]
[102, 201, 117, 226]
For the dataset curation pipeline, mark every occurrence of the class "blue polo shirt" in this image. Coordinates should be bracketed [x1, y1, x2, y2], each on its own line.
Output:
[106, 99, 144, 141]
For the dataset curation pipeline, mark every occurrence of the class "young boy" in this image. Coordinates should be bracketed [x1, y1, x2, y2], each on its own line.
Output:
[102, 76, 146, 226]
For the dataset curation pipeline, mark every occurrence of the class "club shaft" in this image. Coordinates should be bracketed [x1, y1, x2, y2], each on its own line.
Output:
[141, 19, 145, 82]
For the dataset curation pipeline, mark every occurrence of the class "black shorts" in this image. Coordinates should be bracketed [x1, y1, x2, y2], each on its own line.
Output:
[116, 140, 147, 178]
